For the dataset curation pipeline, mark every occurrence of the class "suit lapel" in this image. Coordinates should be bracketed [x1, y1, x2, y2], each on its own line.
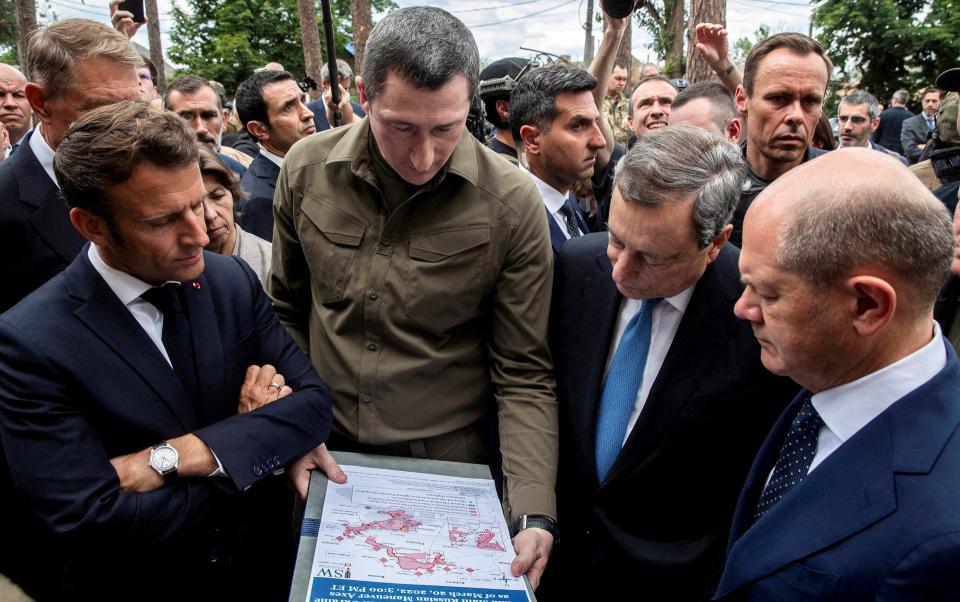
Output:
[605, 251, 736, 483]
[578, 246, 622, 487]
[179, 270, 224, 424]
[716, 408, 897, 595]
[14, 136, 84, 263]
[546, 206, 566, 254]
[68, 252, 199, 430]
[716, 351, 960, 597]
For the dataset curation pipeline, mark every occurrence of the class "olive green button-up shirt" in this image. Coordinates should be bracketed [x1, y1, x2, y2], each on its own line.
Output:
[270, 120, 558, 520]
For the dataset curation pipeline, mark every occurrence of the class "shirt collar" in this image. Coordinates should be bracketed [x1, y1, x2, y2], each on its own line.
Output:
[87, 244, 170, 307]
[258, 144, 284, 168]
[521, 165, 569, 213]
[29, 124, 59, 188]
[812, 322, 947, 444]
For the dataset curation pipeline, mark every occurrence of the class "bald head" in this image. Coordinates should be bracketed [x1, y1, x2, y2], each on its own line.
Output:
[749, 148, 953, 308]
[0, 63, 31, 145]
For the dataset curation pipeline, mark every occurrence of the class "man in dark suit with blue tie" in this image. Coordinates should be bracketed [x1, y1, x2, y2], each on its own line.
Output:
[0, 102, 339, 601]
[716, 148, 960, 600]
[235, 69, 316, 241]
[549, 125, 797, 600]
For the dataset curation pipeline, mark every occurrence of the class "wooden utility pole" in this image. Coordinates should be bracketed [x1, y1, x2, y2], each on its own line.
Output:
[14, 0, 36, 72]
[685, 0, 725, 83]
[583, 0, 595, 66]
[352, 0, 372, 74]
[298, 0, 323, 101]
[145, 0, 165, 92]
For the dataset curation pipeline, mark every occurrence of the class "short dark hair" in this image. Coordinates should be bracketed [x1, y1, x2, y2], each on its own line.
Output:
[508, 65, 597, 145]
[141, 56, 158, 83]
[234, 70, 294, 128]
[55, 101, 198, 239]
[361, 6, 479, 105]
[164, 74, 221, 111]
[672, 81, 738, 131]
[742, 32, 832, 96]
[922, 87, 943, 100]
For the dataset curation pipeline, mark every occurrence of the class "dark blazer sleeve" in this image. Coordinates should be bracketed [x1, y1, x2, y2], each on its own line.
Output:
[0, 255, 332, 545]
[194, 255, 332, 491]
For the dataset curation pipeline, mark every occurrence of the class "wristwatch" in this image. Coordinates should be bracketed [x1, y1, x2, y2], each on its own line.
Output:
[149, 441, 180, 484]
[510, 514, 559, 545]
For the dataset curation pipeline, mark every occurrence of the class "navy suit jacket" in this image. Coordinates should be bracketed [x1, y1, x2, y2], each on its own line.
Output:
[549, 234, 797, 600]
[0, 130, 85, 313]
[715, 341, 960, 601]
[0, 249, 333, 600]
[238, 153, 281, 241]
[307, 98, 365, 131]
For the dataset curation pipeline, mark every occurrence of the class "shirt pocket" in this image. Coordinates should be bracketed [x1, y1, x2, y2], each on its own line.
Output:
[398, 228, 491, 334]
[299, 199, 366, 303]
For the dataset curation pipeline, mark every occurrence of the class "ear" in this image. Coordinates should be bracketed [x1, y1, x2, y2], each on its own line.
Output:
[870, 117, 881, 132]
[705, 224, 733, 263]
[25, 83, 52, 125]
[245, 120, 270, 143]
[495, 99, 510, 121]
[846, 275, 896, 337]
[735, 85, 748, 119]
[356, 76, 369, 114]
[519, 124, 541, 155]
[69, 207, 112, 247]
[726, 117, 742, 144]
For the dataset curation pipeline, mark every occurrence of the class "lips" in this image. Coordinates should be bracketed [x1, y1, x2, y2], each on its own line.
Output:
[646, 122, 667, 130]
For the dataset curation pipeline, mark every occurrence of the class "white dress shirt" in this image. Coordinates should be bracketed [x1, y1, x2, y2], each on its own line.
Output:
[28, 123, 59, 188]
[258, 144, 284, 168]
[88, 245, 172, 366]
[807, 323, 946, 473]
[88, 245, 227, 476]
[604, 285, 697, 444]
[521, 166, 581, 239]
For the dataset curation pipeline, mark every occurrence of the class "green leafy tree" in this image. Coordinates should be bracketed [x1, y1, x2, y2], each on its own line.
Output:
[813, 0, 960, 108]
[0, 0, 18, 64]
[732, 24, 773, 66]
[169, 0, 395, 94]
[634, 0, 686, 76]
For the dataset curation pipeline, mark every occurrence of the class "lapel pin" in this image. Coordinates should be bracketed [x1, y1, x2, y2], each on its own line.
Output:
[192, 281, 201, 289]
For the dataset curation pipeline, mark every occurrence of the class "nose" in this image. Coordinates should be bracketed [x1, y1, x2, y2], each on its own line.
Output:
[1, 93, 14, 108]
[784, 99, 805, 126]
[185, 206, 210, 248]
[589, 121, 605, 149]
[409, 134, 434, 173]
[733, 289, 762, 323]
[192, 115, 207, 136]
[202, 199, 217, 225]
[300, 101, 314, 122]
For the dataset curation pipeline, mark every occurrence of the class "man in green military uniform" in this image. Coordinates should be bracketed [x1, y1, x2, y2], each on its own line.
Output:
[269, 6, 558, 591]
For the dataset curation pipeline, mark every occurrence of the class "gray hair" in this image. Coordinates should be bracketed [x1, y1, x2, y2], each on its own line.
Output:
[776, 180, 954, 307]
[26, 18, 142, 100]
[361, 6, 479, 104]
[508, 65, 596, 145]
[615, 125, 747, 248]
[892, 89, 910, 105]
[321, 58, 353, 85]
[840, 91, 880, 120]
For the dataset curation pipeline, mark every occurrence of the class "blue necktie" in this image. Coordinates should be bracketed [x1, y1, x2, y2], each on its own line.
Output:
[754, 396, 824, 521]
[142, 284, 202, 415]
[595, 298, 661, 482]
[927, 117, 936, 132]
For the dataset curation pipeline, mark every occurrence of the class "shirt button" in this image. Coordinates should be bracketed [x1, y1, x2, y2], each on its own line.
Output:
[369, 291, 379, 300]
[361, 394, 372, 403]
[366, 342, 377, 351]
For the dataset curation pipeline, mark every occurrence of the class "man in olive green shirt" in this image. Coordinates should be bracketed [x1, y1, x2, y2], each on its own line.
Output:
[269, 6, 558, 590]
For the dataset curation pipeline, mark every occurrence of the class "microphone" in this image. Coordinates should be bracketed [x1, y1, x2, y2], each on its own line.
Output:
[600, 0, 646, 19]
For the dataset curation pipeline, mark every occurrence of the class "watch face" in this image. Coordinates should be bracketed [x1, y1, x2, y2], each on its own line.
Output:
[151, 445, 178, 472]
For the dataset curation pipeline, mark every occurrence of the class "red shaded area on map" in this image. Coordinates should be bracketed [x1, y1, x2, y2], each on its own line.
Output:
[341, 510, 422, 538]
[448, 526, 467, 544]
[476, 529, 505, 551]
